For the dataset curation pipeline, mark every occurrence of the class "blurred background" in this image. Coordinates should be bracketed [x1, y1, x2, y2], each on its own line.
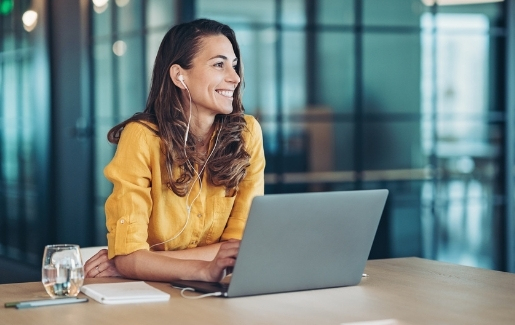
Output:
[1, 0, 515, 283]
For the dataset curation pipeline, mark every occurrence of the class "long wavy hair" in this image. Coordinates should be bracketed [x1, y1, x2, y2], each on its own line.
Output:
[107, 19, 250, 196]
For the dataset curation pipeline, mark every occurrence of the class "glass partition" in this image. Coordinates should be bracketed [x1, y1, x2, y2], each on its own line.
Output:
[0, 0, 50, 265]
[91, 0, 178, 243]
[88, 0, 509, 270]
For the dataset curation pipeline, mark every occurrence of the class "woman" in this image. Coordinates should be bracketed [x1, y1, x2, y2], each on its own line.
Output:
[84, 19, 265, 282]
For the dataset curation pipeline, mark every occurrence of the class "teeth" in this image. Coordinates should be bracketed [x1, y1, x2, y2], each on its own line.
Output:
[216, 90, 233, 98]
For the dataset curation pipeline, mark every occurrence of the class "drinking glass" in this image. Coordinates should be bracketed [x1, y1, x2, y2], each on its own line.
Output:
[42, 244, 84, 298]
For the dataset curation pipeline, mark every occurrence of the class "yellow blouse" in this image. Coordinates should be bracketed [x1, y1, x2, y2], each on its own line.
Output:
[104, 115, 265, 259]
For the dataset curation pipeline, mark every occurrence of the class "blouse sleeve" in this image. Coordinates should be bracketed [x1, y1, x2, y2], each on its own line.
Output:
[104, 122, 158, 259]
[220, 115, 266, 240]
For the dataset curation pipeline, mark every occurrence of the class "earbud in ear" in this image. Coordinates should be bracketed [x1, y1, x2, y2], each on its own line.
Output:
[178, 74, 188, 89]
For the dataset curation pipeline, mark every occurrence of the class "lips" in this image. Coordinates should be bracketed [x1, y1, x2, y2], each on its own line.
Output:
[216, 90, 234, 98]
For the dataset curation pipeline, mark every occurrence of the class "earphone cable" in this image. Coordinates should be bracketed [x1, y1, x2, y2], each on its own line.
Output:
[149, 83, 221, 249]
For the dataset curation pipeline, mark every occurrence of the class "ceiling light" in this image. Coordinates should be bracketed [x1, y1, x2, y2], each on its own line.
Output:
[92, 0, 108, 6]
[113, 40, 127, 56]
[22, 10, 38, 32]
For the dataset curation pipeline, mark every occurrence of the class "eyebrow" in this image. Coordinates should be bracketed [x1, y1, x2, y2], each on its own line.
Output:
[209, 55, 238, 63]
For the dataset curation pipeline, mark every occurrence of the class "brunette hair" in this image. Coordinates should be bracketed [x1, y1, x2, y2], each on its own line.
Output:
[107, 19, 250, 196]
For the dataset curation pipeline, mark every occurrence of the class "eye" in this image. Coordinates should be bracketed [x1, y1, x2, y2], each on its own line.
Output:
[232, 65, 238, 71]
[214, 62, 223, 68]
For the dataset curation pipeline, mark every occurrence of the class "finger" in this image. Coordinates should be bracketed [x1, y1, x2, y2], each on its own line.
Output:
[84, 260, 98, 276]
[87, 249, 108, 265]
[93, 261, 112, 278]
[85, 264, 99, 278]
[208, 257, 237, 281]
[214, 250, 238, 267]
[216, 256, 236, 269]
[93, 264, 102, 278]
[97, 267, 122, 278]
[83, 249, 108, 273]
[92, 259, 121, 278]
[217, 242, 240, 255]
[84, 261, 98, 278]
[221, 239, 240, 247]
[85, 257, 108, 278]
[85, 261, 101, 277]
[85, 250, 109, 276]
[216, 244, 239, 259]
[86, 262, 104, 278]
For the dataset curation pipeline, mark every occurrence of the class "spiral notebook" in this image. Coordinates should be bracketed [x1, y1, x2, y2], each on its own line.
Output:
[81, 281, 170, 304]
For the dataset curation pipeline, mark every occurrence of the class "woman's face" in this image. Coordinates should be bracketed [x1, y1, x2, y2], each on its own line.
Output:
[182, 34, 240, 119]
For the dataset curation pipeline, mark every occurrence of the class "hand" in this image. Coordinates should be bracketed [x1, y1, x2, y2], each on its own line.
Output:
[84, 248, 123, 278]
[201, 239, 240, 282]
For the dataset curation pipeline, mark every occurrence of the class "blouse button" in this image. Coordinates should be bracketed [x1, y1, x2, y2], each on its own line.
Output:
[120, 219, 125, 224]
[197, 214, 202, 218]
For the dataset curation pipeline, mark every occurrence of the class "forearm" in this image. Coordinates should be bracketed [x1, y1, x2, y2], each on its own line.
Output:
[154, 242, 223, 261]
[113, 240, 239, 282]
[114, 249, 209, 282]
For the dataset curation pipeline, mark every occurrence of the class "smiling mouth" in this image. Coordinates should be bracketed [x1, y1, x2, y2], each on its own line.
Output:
[216, 90, 234, 98]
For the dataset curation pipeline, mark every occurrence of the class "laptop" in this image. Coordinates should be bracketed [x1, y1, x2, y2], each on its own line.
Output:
[171, 189, 388, 298]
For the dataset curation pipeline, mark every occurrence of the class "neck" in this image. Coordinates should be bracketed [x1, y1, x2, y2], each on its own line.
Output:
[190, 114, 215, 141]
[192, 120, 215, 153]
[183, 101, 218, 150]
[196, 123, 215, 141]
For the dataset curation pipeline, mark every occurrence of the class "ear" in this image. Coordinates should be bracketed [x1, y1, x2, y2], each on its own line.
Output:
[169, 64, 186, 89]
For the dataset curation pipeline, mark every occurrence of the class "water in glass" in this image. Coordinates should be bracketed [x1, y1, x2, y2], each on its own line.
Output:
[42, 244, 84, 297]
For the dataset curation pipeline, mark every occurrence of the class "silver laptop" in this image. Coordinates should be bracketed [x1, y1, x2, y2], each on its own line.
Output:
[170, 189, 388, 298]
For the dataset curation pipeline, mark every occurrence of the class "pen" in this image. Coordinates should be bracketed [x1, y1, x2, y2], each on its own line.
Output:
[5, 297, 88, 309]
[5, 298, 80, 308]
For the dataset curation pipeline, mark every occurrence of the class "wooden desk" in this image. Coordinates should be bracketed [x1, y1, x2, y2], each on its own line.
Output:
[1, 258, 514, 325]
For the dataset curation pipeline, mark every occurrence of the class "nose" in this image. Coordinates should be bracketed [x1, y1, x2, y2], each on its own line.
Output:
[226, 66, 241, 87]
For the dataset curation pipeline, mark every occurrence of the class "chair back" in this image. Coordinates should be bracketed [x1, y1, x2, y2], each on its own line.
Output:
[80, 246, 107, 263]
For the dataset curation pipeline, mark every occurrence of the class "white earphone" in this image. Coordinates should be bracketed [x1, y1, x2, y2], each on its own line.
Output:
[149, 73, 223, 249]
[178, 74, 187, 89]
[178, 74, 191, 143]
